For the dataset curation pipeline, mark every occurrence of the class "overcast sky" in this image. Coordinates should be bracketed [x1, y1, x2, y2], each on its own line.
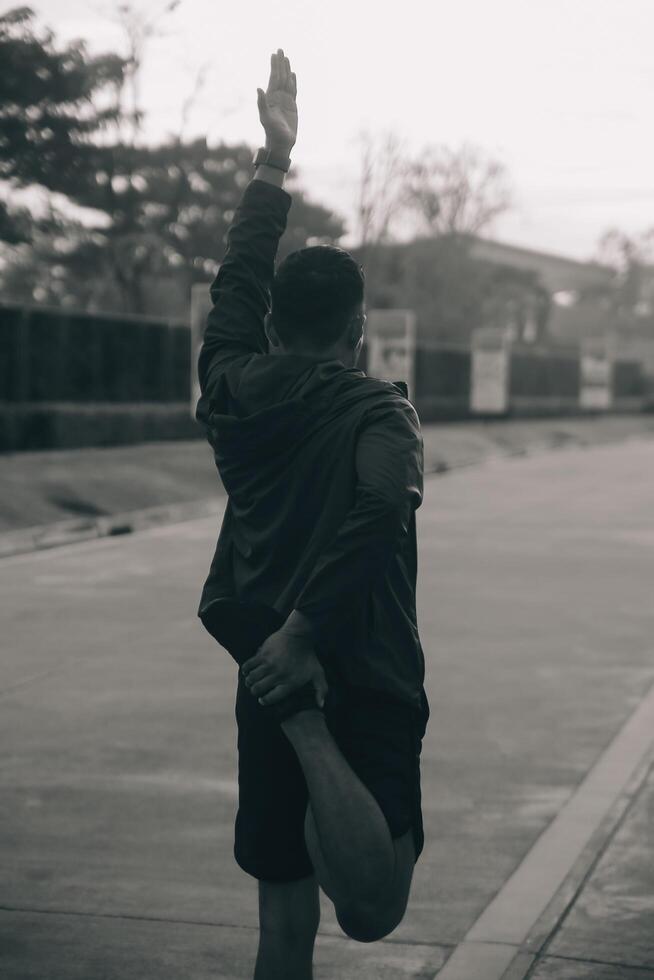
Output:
[31, 0, 654, 261]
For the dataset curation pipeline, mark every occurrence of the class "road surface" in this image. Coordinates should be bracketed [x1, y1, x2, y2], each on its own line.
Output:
[2, 437, 654, 978]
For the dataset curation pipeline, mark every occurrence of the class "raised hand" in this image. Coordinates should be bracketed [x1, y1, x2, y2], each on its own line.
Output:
[257, 48, 298, 153]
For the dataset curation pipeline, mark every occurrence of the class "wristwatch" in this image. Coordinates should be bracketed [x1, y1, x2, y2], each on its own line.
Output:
[253, 146, 292, 172]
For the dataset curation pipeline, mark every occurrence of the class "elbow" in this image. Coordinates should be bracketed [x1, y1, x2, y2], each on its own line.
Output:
[373, 496, 416, 541]
[371, 487, 421, 519]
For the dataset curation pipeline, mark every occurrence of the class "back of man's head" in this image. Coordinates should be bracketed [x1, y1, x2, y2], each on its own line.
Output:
[271, 245, 365, 351]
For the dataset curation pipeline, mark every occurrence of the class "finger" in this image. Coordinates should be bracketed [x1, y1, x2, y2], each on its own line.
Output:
[312, 662, 328, 702]
[250, 676, 280, 698]
[269, 51, 278, 91]
[244, 664, 274, 687]
[314, 677, 328, 708]
[279, 49, 289, 87]
[283, 55, 290, 88]
[258, 683, 293, 706]
[274, 49, 284, 89]
[241, 652, 266, 676]
[257, 87, 267, 114]
[290, 71, 297, 98]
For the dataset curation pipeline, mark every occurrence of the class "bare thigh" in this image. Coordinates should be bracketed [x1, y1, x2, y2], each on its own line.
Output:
[304, 804, 416, 919]
[335, 825, 416, 942]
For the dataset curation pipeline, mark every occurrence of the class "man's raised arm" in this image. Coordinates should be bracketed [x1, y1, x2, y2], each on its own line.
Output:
[196, 49, 298, 412]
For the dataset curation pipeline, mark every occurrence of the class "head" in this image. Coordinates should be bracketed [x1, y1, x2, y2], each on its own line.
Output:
[265, 245, 366, 367]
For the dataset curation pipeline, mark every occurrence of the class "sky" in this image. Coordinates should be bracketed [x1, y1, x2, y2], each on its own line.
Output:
[30, 0, 654, 261]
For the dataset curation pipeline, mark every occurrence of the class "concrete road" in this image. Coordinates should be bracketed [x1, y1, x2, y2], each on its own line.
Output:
[2, 438, 654, 979]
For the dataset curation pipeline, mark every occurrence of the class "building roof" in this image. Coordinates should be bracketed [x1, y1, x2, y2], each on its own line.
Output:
[468, 237, 614, 294]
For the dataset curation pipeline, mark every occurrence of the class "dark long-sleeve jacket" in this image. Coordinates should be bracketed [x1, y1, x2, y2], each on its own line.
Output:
[195, 178, 426, 711]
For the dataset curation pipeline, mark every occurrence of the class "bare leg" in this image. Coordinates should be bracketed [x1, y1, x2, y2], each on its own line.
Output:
[305, 808, 416, 942]
[280, 708, 416, 931]
[254, 874, 320, 980]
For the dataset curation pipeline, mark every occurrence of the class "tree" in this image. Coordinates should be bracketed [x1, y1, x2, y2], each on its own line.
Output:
[348, 135, 529, 342]
[347, 138, 553, 343]
[1, 137, 345, 315]
[0, 198, 32, 244]
[593, 227, 654, 325]
[354, 128, 410, 254]
[402, 142, 512, 238]
[0, 5, 127, 301]
[0, 7, 347, 315]
[0, 6, 126, 201]
[62, 138, 344, 315]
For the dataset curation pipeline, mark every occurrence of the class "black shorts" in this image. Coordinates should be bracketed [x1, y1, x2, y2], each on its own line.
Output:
[233, 672, 429, 882]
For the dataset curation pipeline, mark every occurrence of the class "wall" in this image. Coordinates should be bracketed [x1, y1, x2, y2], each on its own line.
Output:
[0, 304, 197, 450]
[1, 303, 651, 450]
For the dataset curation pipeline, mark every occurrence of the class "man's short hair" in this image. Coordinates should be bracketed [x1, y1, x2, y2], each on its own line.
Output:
[271, 245, 365, 350]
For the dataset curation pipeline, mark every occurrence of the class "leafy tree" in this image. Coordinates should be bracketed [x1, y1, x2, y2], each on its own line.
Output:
[0, 8, 346, 315]
[0, 5, 127, 302]
[0, 6, 126, 198]
[1, 137, 345, 314]
[0, 198, 32, 244]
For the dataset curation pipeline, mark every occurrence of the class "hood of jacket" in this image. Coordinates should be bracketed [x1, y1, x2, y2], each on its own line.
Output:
[200, 353, 409, 499]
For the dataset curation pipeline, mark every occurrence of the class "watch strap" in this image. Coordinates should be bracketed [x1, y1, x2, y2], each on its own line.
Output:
[253, 146, 292, 172]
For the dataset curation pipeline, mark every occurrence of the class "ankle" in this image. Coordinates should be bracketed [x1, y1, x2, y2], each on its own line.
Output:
[254, 940, 314, 980]
[280, 707, 327, 738]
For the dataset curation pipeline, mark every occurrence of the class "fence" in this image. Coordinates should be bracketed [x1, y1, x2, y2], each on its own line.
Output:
[412, 338, 650, 423]
[0, 302, 651, 449]
[506, 344, 582, 417]
[0, 303, 197, 450]
[414, 344, 471, 420]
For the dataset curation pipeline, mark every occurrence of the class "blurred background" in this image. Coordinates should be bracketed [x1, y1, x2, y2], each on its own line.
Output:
[1, 0, 653, 453]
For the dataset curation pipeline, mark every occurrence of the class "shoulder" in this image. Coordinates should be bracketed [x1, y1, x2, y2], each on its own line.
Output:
[357, 375, 421, 433]
[302, 363, 422, 435]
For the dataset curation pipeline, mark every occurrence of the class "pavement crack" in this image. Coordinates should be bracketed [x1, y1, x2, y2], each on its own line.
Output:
[0, 905, 257, 931]
[0, 905, 456, 950]
[535, 950, 654, 974]
[0, 655, 95, 700]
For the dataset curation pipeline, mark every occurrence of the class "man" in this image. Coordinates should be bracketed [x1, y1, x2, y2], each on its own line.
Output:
[195, 49, 429, 979]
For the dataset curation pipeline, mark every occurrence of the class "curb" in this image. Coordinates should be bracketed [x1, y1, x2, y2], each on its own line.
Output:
[0, 436, 619, 560]
[0, 497, 225, 559]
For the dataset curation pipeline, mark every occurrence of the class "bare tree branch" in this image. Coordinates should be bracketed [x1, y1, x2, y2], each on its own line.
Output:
[179, 60, 210, 139]
[402, 142, 512, 239]
[353, 127, 409, 255]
